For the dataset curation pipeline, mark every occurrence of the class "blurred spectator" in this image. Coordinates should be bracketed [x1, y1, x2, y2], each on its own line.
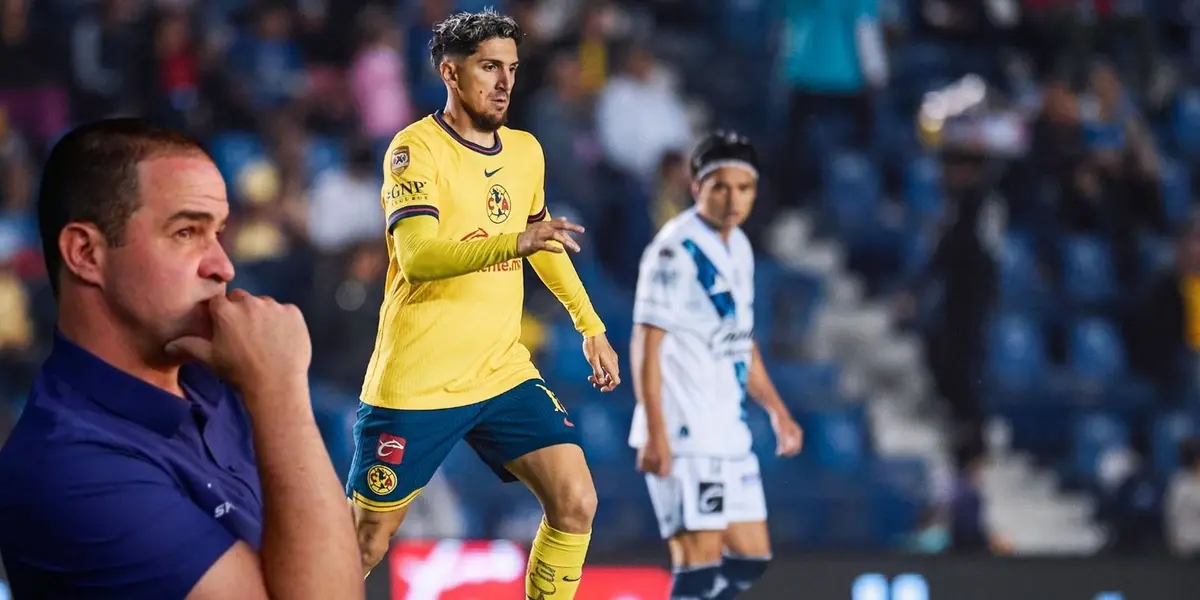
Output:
[1061, 63, 1163, 285]
[1166, 437, 1200, 557]
[779, 0, 886, 204]
[1126, 218, 1200, 401]
[69, 0, 143, 121]
[0, 0, 69, 153]
[595, 42, 690, 183]
[1098, 451, 1166, 555]
[226, 3, 305, 118]
[309, 241, 387, 391]
[143, 7, 202, 130]
[308, 138, 384, 253]
[529, 51, 604, 223]
[651, 150, 689, 228]
[556, 3, 620, 98]
[349, 6, 414, 144]
[0, 263, 35, 400]
[405, 0, 454, 115]
[913, 151, 998, 448]
[948, 444, 1013, 554]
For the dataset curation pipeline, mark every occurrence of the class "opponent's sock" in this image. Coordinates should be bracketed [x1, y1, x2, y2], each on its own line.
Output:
[709, 555, 770, 599]
[526, 518, 591, 599]
[670, 563, 721, 600]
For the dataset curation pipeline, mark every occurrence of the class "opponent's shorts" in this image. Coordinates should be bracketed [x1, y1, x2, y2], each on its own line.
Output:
[645, 454, 767, 539]
[346, 379, 581, 512]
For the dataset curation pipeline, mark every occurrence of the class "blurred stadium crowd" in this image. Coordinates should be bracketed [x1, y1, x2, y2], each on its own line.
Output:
[6, 0, 1200, 559]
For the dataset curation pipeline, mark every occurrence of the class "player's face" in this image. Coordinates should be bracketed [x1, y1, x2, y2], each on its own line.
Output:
[693, 166, 757, 231]
[103, 154, 234, 350]
[453, 37, 519, 132]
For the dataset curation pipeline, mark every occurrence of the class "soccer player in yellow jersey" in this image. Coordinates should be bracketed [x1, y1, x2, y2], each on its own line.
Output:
[346, 9, 621, 599]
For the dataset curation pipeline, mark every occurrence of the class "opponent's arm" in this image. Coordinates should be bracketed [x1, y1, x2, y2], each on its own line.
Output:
[631, 323, 669, 440]
[749, 341, 803, 457]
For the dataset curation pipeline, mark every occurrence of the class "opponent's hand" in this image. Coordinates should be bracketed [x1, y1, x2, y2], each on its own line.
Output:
[165, 290, 312, 393]
[637, 434, 672, 478]
[517, 217, 584, 256]
[582, 333, 621, 392]
[771, 410, 803, 457]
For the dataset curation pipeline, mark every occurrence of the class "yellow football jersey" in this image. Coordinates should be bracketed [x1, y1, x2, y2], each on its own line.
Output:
[361, 112, 602, 410]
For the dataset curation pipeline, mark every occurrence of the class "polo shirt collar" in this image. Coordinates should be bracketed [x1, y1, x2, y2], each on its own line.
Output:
[43, 330, 226, 437]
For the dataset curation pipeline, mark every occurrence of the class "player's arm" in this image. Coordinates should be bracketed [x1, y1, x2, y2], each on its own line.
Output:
[749, 341, 803, 457]
[525, 208, 605, 337]
[384, 136, 521, 282]
[631, 243, 687, 474]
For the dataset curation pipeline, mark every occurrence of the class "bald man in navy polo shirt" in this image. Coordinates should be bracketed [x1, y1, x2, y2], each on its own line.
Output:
[0, 119, 363, 600]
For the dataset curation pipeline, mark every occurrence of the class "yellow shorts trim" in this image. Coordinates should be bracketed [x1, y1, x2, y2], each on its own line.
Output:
[351, 487, 424, 512]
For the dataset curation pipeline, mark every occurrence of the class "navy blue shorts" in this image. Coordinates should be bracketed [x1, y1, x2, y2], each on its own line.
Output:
[346, 379, 581, 512]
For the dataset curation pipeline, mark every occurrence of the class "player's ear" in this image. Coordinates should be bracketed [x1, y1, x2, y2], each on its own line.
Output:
[690, 180, 702, 200]
[439, 58, 458, 87]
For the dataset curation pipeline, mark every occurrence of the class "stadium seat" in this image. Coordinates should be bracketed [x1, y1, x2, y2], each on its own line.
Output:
[768, 361, 842, 410]
[308, 383, 357, 484]
[823, 151, 882, 241]
[208, 131, 264, 185]
[1173, 88, 1200, 160]
[1071, 412, 1130, 486]
[1159, 156, 1192, 227]
[306, 135, 346, 182]
[1139, 235, 1174, 282]
[904, 155, 943, 222]
[1062, 235, 1117, 308]
[1067, 318, 1127, 385]
[1151, 411, 1196, 478]
[985, 314, 1048, 389]
[802, 404, 870, 473]
[998, 231, 1048, 315]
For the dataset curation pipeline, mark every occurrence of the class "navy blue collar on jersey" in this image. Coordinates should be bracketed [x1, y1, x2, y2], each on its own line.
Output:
[42, 330, 228, 437]
[433, 110, 503, 156]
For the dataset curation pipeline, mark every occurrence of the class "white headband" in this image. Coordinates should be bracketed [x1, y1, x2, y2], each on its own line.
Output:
[694, 159, 759, 182]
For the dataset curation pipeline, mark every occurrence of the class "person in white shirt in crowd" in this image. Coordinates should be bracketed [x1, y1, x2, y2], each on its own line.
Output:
[630, 131, 803, 600]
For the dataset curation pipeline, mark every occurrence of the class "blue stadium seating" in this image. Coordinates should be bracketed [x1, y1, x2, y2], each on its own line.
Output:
[1070, 412, 1130, 486]
[1159, 156, 1193, 226]
[1067, 318, 1128, 386]
[999, 231, 1050, 316]
[904, 154, 943, 223]
[1062, 235, 1118, 309]
[208, 131, 264, 187]
[308, 382, 357, 484]
[1172, 87, 1200, 161]
[1151, 411, 1196, 478]
[306, 135, 346, 182]
[986, 314, 1049, 389]
[801, 404, 871, 474]
[823, 151, 883, 244]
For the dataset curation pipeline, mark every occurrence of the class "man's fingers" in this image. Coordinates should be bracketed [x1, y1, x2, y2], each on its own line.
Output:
[164, 336, 215, 366]
[225, 289, 252, 302]
[585, 352, 606, 386]
[551, 231, 580, 252]
[539, 241, 565, 254]
[600, 353, 621, 388]
[550, 217, 585, 234]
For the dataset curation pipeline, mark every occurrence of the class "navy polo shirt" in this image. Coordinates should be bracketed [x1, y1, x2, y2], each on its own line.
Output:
[0, 333, 263, 599]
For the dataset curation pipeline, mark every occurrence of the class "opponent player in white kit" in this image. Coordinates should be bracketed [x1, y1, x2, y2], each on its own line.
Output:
[629, 131, 803, 600]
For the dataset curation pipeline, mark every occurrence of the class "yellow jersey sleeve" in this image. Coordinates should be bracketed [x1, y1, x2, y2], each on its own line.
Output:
[382, 134, 522, 283]
[521, 138, 606, 337]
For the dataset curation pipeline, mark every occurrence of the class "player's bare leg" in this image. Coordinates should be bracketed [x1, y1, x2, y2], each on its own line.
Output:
[666, 529, 724, 599]
[712, 521, 772, 599]
[506, 443, 597, 599]
[351, 504, 411, 576]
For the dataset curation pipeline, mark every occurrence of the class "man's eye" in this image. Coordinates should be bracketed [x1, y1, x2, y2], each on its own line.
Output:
[175, 228, 195, 239]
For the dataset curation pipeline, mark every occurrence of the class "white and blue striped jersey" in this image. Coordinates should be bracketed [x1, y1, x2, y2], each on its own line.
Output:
[629, 208, 756, 457]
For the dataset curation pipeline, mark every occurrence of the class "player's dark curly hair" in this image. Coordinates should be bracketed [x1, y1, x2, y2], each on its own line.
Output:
[429, 9, 523, 69]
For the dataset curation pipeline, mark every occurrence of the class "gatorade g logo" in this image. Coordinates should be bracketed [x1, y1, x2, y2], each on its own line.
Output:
[852, 573, 929, 600]
[697, 482, 725, 515]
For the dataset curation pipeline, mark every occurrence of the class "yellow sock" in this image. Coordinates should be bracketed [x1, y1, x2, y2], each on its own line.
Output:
[526, 518, 591, 599]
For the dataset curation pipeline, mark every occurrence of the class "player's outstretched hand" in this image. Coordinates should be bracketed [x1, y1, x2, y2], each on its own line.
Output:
[165, 289, 312, 394]
[517, 216, 584, 256]
[771, 410, 803, 457]
[582, 333, 621, 392]
[637, 435, 672, 478]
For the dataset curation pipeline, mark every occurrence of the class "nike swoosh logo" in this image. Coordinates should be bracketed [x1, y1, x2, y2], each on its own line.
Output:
[562, 575, 580, 582]
[484, 167, 504, 177]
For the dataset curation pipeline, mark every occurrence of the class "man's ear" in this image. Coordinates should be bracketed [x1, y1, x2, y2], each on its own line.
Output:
[439, 58, 459, 88]
[59, 222, 108, 289]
